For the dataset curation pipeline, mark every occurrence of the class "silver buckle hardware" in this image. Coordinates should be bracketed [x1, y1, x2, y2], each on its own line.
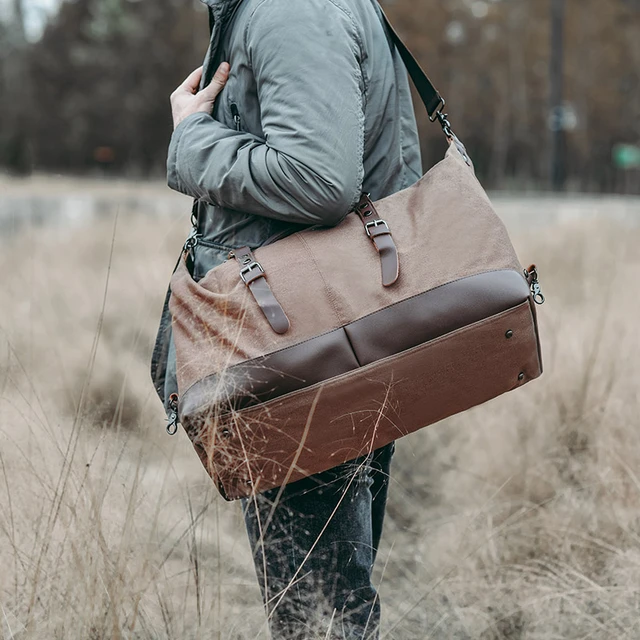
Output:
[524, 265, 545, 305]
[428, 97, 456, 140]
[240, 261, 265, 284]
[365, 219, 390, 237]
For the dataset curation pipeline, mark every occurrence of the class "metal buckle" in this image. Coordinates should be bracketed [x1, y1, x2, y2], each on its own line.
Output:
[428, 97, 446, 122]
[435, 111, 454, 139]
[240, 261, 265, 284]
[365, 219, 390, 237]
[428, 97, 455, 139]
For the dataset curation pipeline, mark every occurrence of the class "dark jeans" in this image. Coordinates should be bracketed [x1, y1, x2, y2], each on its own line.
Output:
[242, 443, 395, 640]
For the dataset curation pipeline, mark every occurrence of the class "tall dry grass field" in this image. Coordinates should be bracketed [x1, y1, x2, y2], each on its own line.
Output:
[1, 187, 639, 639]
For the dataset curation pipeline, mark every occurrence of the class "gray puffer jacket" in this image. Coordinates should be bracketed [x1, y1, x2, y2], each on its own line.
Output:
[152, 0, 422, 409]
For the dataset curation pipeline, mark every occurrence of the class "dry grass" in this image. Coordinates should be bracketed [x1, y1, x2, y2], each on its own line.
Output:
[0, 187, 639, 639]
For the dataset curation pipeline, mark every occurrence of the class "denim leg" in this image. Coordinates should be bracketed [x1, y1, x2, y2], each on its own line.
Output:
[369, 443, 394, 566]
[242, 443, 394, 640]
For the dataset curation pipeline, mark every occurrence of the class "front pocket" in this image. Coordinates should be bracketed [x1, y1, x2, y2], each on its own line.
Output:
[228, 299, 536, 418]
[179, 269, 531, 415]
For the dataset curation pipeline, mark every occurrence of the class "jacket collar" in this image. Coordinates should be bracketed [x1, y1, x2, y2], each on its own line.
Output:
[200, 0, 244, 21]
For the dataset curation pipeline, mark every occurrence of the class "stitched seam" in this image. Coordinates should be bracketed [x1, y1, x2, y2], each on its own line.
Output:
[298, 233, 344, 326]
[399, 116, 407, 189]
[243, 0, 270, 61]
[341, 325, 362, 367]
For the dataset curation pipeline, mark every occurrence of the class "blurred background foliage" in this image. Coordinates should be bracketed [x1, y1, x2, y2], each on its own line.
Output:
[0, 0, 639, 191]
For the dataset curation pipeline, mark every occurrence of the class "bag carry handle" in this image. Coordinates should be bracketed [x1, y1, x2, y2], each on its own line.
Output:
[377, 6, 454, 139]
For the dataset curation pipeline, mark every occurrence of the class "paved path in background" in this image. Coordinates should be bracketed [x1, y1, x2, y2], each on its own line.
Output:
[1, 176, 639, 238]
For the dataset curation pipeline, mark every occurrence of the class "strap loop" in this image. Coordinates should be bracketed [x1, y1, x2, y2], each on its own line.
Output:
[355, 194, 399, 287]
[232, 247, 290, 334]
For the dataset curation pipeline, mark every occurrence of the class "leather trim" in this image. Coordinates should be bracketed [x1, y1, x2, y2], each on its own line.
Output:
[179, 327, 360, 418]
[346, 268, 529, 366]
[179, 268, 530, 421]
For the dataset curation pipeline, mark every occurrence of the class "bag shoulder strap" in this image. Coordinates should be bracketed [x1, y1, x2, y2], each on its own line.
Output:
[377, 7, 453, 137]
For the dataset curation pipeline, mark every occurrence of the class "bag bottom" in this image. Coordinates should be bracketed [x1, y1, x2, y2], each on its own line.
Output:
[188, 298, 542, 499]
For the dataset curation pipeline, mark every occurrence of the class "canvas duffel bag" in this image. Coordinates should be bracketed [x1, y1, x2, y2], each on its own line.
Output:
[165, 10, 545, 500]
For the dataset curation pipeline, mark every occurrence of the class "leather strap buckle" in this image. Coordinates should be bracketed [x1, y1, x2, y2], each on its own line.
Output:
[353, 194, 399, 287]
[233, 247, 290, 334]
[365, 219, 390, 238]
[240, 261, 265, 284]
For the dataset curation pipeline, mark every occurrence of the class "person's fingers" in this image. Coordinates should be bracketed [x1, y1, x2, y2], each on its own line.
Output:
[212, 62, 230, 86]
[198, 62, 230, 103]
[181, 66, 204, 94]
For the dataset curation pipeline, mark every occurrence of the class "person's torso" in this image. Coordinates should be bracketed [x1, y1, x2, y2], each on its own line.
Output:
[191, 0, 422, 281]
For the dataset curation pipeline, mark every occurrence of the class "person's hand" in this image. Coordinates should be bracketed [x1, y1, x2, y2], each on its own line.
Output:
[171, 62, 230, 129]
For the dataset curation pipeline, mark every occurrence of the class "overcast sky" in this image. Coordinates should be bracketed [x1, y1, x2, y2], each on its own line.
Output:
[0, 0, 61, 40]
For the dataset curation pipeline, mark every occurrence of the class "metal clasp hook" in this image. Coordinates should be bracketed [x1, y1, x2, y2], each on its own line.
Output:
[166, 394, 179, 436]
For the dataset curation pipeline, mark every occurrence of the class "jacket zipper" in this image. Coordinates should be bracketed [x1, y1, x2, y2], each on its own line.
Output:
[230, 102, 241, 131]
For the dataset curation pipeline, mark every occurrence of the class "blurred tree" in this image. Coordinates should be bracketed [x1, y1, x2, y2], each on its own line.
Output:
[383, 0, 640, 192]
[0, 0, 32, 174]
[0, 0, 638, 192]
[27, 0, 208, 176]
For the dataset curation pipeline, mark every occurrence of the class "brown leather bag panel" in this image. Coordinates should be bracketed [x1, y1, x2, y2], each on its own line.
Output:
[169, 143, 525, 395]
[345, 268, 529, 366]
[179, 268, 530, 417]
[179, 326, 360, 418]
[185, 300, 541, 499]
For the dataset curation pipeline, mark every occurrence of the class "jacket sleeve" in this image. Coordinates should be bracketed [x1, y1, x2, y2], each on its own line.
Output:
[167, 0, 366, 227]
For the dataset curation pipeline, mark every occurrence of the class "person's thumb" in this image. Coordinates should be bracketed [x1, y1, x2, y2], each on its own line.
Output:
[198, 62, 230, 105]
